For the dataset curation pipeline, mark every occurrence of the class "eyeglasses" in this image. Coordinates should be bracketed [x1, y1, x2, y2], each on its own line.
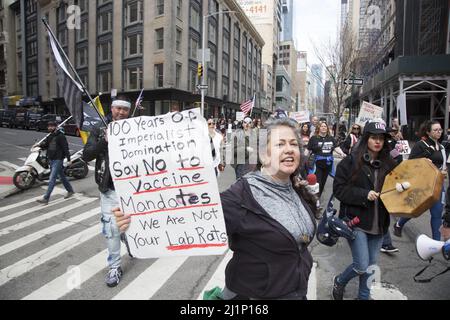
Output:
[352, 127, 360, 130]
[208, 122, 215, 125]
[432, 129, 443, 132]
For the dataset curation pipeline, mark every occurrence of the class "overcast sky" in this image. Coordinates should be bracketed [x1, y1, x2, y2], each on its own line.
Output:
[293, 0, 341, 66]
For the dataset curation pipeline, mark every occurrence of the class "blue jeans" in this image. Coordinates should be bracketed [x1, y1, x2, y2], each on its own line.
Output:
[44, 160, 74, 200]
[100, 190, 121, 270]
[398, 186, 444, 240]
[382, 230, 392, 246]
[336, 230, 383, 300]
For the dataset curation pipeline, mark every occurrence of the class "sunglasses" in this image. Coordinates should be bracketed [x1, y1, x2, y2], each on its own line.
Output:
[352, 127, 360, 130]
[208, 122, 215, 125]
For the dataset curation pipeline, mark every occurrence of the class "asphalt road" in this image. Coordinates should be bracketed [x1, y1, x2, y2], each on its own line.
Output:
[0, 126, 449, 300]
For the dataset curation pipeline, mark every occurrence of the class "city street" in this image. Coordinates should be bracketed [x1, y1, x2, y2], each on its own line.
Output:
[0, 126, 449, 300]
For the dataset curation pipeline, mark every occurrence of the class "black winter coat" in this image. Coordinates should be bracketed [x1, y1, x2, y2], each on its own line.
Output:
[40, 129, 71, 161]
[333, 155, 393, 234]
[220, 178, 316, 299]
[82, 115, 113, 193]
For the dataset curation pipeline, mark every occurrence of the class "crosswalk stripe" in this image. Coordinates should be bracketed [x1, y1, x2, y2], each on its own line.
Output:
[0, 197, 96, 236]
[0, 161, 19, 170]
[0, 194, 87, 224]
[18, 158, 26, 162]
[22, 247, 127, 300]
[0, 190, 65, 213]
[197, 250, 232, 300]
[0, 207, 100, 256]
[112, 256, 188, 300]
[0, 224, 100, 286]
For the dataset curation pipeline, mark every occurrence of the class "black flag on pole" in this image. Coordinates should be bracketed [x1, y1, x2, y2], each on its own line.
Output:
[47, 30, 84, 129]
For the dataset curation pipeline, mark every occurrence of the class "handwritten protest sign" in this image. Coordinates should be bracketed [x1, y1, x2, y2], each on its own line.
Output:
[236, 112, 245, 122]
[356, 101, 384, 126]
[107, 109, 228, 258]
[395, 140, 411, 155]
[290, 111, 311, 124]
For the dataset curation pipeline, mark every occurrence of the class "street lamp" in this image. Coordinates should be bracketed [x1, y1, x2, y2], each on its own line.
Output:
[201, 10, 236, 117]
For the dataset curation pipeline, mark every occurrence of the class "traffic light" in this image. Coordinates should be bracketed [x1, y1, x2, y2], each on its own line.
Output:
[197, 64, 203, 78]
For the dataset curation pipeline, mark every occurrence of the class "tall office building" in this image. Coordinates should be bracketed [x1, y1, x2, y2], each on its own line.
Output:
[1, 0, 265, 119]
[237, 0, 282, 111]
[281, 0, 293, 41]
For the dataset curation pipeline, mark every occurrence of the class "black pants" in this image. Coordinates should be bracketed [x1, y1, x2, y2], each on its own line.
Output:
[316, 163, 332, 197]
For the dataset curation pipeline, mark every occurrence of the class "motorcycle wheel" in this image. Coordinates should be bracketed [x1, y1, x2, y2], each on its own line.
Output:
[13, 171, 36, 190]
[72, 163, 89, 179]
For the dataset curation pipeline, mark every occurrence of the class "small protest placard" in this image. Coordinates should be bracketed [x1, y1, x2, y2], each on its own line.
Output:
[107, 109, 228, 259]
[395, 140, 411, 155]
[290, 111, 311, 124]
[356, 101, 384, 126]
[235, 112, 245, 122]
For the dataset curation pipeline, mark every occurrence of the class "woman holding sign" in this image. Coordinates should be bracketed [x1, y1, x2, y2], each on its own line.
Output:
[114, 118, 318, 300]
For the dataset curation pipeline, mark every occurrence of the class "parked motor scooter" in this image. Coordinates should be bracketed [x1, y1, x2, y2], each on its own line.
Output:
[13, 146, 89, 190]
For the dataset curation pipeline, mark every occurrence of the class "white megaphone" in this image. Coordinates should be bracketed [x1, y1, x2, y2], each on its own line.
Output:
[415, 234, 450, 261]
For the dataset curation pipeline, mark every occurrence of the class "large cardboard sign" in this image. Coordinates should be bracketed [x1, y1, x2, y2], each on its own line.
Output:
[107, 109, 228, 258]
[356, 101, 384, 126]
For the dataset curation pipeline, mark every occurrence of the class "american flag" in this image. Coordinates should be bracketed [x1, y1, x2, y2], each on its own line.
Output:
[135, 88, 145, 110]
[48, 30, 84, 128]
[240, 95, 255, 114]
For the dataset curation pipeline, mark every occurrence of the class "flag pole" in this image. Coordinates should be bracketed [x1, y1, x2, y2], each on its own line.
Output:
[42, 17, 107, 127]
[249, 93, 256, 118]
[132, 88, 145, 118]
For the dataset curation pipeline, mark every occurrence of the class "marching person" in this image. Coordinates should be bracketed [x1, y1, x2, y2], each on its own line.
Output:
[82, 96, 131, 287]
[300, 123, 311, 146]
[114, 118, 318, 300]
[208, 118, 226, 176]
[331, 120, 396, 300]
[37, 121, 74, 205]
[340, 124, 361, 156]
[393, 120, 446, 241]
[231, 116, 257, 180]
[309, 116, 319, 137]
[307, 121, 338, 197]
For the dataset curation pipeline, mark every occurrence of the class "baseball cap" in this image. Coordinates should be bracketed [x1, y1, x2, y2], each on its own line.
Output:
[47, 121, 57, 127]
[363, 121, 388, 135]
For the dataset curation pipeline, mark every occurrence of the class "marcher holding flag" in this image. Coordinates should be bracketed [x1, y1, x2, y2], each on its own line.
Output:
[240, 94, 255, 116]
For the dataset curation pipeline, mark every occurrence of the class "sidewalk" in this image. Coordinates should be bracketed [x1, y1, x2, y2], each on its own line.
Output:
[0, 162, 20, 200]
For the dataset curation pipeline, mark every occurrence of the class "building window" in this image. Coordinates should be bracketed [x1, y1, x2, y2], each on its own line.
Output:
[223, 34, 230, 53]
[58, 29, 67, 46]
[126, 67, 143, 90]
[176, 0, 182, 18]
[188, 67, 196, 92]
[98, 41, 112, 63]
[155, 28, 164, 50]
[222, 55, 229, 77]
[222, 77, 229, 97]
[76, 47, 88, 67]
[190, 5, 200, 31]
[154, 63, 163, 88]
[209, 46, 216, 70]
[190, 37, 198, 60]
[125, 34, 142, 57]
[176, 28, 182, 52]
[98, 71, 111, 92]
[77, 0, 88, 13]
[176, 63, 182, 88]
[208, 72, 216, 97]
[156, 0, 164, 15]
[98, 11, 112, 34]
[76, 20, 88, 42]
[126, 0, 143, 25]
[208, 20, 217, 44]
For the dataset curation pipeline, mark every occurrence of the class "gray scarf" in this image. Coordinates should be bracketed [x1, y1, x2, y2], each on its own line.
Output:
[245, 171, 315, 245]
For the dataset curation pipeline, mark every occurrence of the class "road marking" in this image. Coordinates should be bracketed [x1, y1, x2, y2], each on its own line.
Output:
[0, 194, 86, 224]
[0, 224, 100, 286]
[112, 256, 188, 300]
[0, 161, 19, 170]
[22, 247, 127, 300]
[197, 250, 232, 300]
[0, 197, 97, 236]
[18, 158, 26, 162]
[0, 207, 100, 256]
[0, 190, 65, 213]
[0, 141, 29, 151]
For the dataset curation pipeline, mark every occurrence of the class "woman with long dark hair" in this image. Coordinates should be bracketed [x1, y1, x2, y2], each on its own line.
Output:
[331, 121, 396, 300]
[393, 120, 447, 241]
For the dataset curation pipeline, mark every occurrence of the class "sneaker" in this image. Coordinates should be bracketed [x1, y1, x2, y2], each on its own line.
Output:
[105, 267, 123, 287]
[331, 276, 345, 300]
[64, 191, 74, 199]
[380, 244, 399, 253]
[36, 198, 48, 205]
[393, 223, 402, 237]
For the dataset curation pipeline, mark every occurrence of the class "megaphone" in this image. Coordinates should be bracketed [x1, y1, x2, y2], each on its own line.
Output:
[415, 234, 450, 261]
